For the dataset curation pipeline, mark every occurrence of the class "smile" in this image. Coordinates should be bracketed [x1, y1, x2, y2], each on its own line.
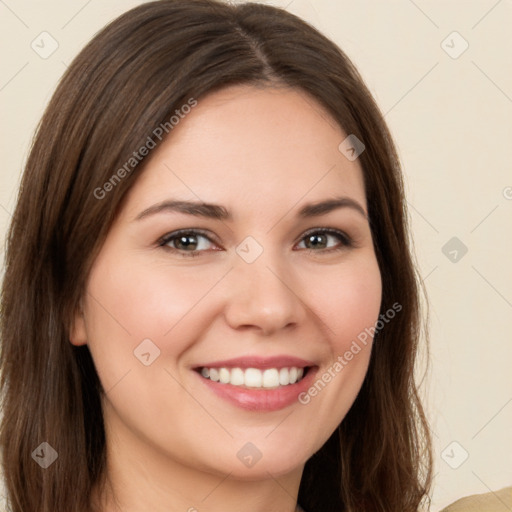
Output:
[198, 366, 307, 389]
[192, 355, 317, 411]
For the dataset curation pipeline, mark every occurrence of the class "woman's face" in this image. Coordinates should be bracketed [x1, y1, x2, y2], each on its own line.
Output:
[71, 85, 382, 480]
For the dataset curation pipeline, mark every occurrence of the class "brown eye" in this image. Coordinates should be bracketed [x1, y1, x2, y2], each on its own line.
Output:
[297, 229, 352, 252]
[159, 230, 216, 257]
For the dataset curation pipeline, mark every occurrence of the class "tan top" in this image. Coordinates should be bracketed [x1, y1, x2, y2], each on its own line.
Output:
[440, 486, 512, 511]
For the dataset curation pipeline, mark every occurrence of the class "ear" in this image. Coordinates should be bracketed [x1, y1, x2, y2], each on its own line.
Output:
[69, 299, 88, 346]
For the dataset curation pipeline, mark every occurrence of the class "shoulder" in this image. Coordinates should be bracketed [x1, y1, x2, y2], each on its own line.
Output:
[440, 486, 512, 512]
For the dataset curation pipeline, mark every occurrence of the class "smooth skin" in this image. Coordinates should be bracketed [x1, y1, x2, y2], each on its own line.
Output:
[71, 85, 382, 512]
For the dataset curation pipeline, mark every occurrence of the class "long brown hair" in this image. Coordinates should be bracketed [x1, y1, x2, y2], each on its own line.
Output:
[0, 1, 432, 511]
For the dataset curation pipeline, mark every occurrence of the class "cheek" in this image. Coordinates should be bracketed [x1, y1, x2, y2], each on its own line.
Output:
[297, 255, 382, 426]
[82, 253, 226, 381]
[89, 261, 208, 333]
[306, 255, 382, 352]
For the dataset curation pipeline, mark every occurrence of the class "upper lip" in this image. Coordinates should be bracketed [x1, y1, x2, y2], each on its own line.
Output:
[194, 355, 316, 370]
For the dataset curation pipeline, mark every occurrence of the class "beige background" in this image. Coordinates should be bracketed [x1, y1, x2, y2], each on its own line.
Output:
[1, 1, 511, 510]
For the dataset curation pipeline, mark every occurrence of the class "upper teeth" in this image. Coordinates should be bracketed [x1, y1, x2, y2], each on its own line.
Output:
[200, 367, 305, 388]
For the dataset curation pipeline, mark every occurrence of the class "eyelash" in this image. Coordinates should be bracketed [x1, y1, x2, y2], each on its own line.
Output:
[157, 228, 353, 258]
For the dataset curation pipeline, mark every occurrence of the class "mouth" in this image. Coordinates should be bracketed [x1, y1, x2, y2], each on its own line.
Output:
[195, 365, 311, 389]
[192, 356, 318, 411]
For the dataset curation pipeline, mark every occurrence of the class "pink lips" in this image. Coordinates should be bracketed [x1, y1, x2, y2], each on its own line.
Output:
[193, 355, 318, 411]
[194, 355, 314, 370]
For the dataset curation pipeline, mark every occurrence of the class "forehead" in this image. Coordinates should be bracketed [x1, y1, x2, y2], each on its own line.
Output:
[123, 85, 367, 219]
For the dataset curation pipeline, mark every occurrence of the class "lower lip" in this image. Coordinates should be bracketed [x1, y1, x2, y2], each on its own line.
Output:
[195, 368, 318, 411]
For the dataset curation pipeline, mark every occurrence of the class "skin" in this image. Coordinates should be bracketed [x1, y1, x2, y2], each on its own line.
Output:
[71, 85, 382, 512]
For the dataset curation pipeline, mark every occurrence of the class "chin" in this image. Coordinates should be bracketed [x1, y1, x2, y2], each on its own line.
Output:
[224, 458, 306, 481]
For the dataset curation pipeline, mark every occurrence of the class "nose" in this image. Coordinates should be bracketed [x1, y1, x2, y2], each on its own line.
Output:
[223, 252, 306, 336]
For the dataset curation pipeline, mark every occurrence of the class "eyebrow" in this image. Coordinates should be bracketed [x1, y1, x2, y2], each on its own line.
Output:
[134, 196, 368, 221]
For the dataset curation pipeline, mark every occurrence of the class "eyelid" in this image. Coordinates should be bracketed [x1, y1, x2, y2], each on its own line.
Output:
[158, 228, 219, 249]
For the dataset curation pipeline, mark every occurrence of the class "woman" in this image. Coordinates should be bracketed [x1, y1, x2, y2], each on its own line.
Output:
[0, 1, 432, 511]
